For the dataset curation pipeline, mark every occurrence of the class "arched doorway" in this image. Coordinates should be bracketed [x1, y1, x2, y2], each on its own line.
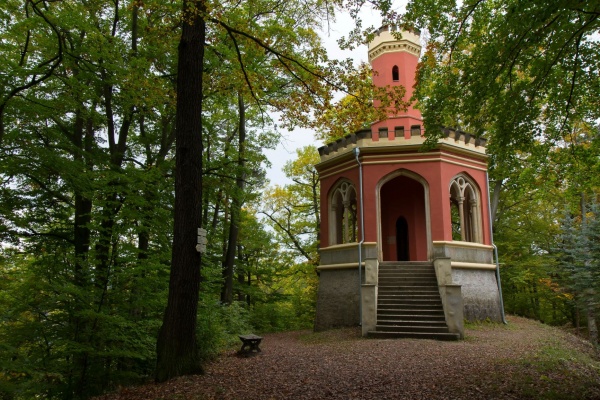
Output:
[379, 173, 429, 261]
[396, 217, 409, 261]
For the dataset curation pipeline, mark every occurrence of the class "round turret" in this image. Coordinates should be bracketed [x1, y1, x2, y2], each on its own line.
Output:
[369, 26, 422, 137]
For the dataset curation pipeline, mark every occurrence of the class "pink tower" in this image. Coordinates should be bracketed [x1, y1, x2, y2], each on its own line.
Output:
[369, 27, 423, 138]
[314, 27, 503, 338]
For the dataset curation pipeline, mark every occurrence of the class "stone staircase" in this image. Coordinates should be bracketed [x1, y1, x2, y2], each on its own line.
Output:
[368, 261, 460, 340]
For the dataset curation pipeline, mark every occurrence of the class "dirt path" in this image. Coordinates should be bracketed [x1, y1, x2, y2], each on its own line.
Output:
[97, 316, 600, 400]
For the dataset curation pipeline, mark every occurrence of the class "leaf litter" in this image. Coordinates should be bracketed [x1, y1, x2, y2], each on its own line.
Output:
[94, 316, 600, 400]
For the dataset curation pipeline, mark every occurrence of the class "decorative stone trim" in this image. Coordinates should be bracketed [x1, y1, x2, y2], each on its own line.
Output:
[319, 242, 377, 251]
[316, 262, 365, 270]
[367, 27, 422, 61]
[432, 241, 493, 250]
[450, 261, 497, 270]
[368, 42, 421, 60]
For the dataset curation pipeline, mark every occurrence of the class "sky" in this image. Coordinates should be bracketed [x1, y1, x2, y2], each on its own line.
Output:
[263, 9, 383, 186]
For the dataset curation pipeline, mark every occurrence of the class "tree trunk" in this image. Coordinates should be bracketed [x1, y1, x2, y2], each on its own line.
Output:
[490, 179, 502, 230]
[73, 110, 93, 283]
[71, 110, 94, 399]
[587, 301, 598, 345]
[221, 93, 246, 304]
[155, 0, 205, 383]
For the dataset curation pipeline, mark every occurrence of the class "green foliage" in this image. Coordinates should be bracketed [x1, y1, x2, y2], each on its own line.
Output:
[0, 246, 170, 399]
[256, 146, 321, 332]
[556, 201, 600, 317]
[262, 146, 321, 266]
[196, 300, 253, 361]
[403, 0, 600, 153]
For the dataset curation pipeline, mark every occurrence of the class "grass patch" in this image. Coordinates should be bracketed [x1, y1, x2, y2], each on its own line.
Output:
[503, 337, 600, 399]
[464, 317, 519, 331]
[531, 340, 599, 372]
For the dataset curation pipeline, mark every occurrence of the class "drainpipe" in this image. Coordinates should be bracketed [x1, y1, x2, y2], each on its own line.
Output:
[486, 171, 507, 324]
[355, 147, 365, 325]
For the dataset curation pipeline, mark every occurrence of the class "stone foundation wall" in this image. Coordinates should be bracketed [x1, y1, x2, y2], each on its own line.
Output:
[314, 268, 362, 331]
[451, 268, 502, 322]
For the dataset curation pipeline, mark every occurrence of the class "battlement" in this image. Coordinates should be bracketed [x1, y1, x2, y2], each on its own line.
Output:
[440, 127, 488, 147]
[317, 125, 487, 159]
[318, 129, 371, 156]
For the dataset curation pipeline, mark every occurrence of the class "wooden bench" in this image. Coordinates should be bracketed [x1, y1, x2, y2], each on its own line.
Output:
[238, 334, 263, 355]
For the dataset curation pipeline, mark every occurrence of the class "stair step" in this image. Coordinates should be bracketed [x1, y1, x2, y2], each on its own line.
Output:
[376, 319, 447, 326]
[374, 262, 456, 341]
[379, 270, 436, 275]
[379, 261, 433, 266]
[375, 324, 450, 333]
[379, 280, 436, 284]
[377, 308, 444, 315]
[368, 331, 460, 341]
[378, 288, 439, 294]
[379, 278, 436, 282]
[378, 284, 438, 289]
[378, 314, 445, 319]
[378, 298, 442, 304]
[378, 294, 440, 297]
[378, 293, 442, 304]
[379, 305, 443, 311]
[379, 285, 438, 289]
[379, 303, 442, 307]
[377, 309, 445, 318]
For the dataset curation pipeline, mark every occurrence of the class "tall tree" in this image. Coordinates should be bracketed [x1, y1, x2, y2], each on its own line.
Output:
[155, 0, 206, 382]
[155, 0, 403, 381]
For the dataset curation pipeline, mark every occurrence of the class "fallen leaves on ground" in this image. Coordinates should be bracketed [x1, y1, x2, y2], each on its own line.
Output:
[94, 316, 600, 400]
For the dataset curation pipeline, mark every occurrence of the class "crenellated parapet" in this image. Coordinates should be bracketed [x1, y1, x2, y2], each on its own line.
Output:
[441, 127, 487, 148]
[318, 125, 488, 161]
[318, 129, 370, 157]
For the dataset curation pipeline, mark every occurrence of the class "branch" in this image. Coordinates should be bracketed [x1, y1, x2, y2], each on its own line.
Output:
[560, 29, 584, 137]
[24, 172, 73, 205]
[209, 18, 345, 93]
[224, 28, 264, 114]
[261, 210, 313, 262]
[449, 0, 485, 62]
[0, 1, 64, 144]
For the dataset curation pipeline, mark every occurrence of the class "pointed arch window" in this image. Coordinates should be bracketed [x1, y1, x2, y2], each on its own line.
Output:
[392, 65, 399, 81]
[449, 175, 482, 243]
[330, 181, 358, 245]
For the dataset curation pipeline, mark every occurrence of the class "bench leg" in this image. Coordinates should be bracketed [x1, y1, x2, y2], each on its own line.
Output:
[240, 340, 261, 354]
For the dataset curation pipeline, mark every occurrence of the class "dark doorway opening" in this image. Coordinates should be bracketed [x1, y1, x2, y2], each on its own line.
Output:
[396, 217, 409, 261]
